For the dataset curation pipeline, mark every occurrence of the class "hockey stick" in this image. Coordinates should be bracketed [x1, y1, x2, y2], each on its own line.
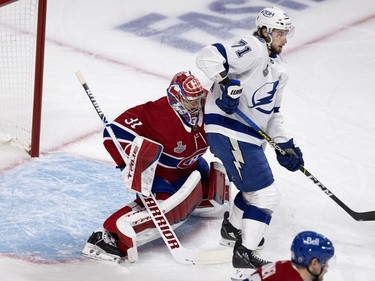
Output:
[75, 71, 232, 264]
[235, 108, 375, 222]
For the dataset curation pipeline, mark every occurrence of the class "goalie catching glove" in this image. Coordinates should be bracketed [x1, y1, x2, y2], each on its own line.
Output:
[216, 77, 243, 115]
[276, 138, 304, 171]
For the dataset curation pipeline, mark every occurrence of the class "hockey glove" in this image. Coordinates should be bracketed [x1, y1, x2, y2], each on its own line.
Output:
[276, 138, 304, 172]
[215, 79, 242, 115]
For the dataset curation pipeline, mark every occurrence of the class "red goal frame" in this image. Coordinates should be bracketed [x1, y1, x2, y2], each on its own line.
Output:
[0, 0, 18, 8]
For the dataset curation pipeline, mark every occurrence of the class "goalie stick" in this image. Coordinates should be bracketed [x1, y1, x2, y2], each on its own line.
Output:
[236, 108, 375, 222]
[75, 71, 232, 264]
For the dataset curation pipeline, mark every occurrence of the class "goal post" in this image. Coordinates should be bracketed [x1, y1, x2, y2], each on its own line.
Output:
[0, 0, 47, 157]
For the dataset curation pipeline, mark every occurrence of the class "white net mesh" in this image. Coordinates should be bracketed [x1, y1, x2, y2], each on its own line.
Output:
[0, 0, 38, 152]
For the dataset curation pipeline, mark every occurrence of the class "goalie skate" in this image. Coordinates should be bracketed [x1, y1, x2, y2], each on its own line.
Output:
[81, 227, 126, 263]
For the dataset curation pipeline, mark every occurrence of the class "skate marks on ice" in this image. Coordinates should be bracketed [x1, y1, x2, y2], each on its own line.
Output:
[0, 152, 228, 265]
[0, 153, 131, 262]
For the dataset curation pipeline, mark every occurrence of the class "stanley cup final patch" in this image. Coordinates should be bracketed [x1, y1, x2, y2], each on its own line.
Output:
[174, 141, 186, 153]
[263, 64, 269, 77]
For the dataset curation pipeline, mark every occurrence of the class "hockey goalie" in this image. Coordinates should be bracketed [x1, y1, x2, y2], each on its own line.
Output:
[81, 71, 229, 263]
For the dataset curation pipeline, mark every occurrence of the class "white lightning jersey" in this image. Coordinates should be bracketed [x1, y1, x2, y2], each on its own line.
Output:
[196, 35, 290, 146]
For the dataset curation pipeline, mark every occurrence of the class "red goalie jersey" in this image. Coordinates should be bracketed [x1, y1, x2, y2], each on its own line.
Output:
[104, 75, 209, 186]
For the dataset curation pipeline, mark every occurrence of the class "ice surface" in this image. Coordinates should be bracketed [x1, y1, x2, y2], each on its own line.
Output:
[1, 0, 375, 280]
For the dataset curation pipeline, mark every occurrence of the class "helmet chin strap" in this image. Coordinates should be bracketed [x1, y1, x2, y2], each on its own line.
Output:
[307, 265, 324, 281]
[257, 27, 273, 50]
[266, 30, 273, 50]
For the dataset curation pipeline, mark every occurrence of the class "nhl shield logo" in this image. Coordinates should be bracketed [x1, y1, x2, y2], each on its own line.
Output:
[174, 141, 186, 153]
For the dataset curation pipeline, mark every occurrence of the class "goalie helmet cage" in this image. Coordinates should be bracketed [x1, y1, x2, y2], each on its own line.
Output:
[0, 0, 47, 157]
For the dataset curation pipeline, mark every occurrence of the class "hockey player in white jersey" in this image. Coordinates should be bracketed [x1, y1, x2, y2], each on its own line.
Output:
[196, 6, 304, 271]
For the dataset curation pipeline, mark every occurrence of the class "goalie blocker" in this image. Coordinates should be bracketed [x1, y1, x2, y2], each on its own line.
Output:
[82, 161, 230, 263]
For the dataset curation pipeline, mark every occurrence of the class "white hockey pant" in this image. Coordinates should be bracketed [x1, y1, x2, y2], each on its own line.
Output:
[230, 183, 280, 250]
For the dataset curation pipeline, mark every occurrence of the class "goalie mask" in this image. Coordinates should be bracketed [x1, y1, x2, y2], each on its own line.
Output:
[167, 71, 206, 126]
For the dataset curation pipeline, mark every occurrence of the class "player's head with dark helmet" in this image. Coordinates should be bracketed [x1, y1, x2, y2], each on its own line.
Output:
[254, 6, 294, 54]
[167, 71, 207, 126]
[291, 231, 335, 280]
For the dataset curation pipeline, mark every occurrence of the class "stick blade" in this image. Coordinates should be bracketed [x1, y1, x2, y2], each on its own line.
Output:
[351, 210, 375, 222]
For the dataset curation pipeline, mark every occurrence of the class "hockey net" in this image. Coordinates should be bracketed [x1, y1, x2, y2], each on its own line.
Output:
[0, 0, 46, 157]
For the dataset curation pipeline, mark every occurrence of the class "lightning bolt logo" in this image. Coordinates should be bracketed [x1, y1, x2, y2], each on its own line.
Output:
[229, 138, 245, 181]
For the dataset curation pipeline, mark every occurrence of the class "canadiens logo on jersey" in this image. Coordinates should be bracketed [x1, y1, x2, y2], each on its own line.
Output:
[176, 133, 208, 169]
[174, 141, 186, 153]
[177, 147, 207, 168]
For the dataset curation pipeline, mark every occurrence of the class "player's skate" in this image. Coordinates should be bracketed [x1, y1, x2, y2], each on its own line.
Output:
[230, 243, 271, 281]
[220, 211, 241, 246]
[220, 211, 265, 248]
[81, 227, 125, 263]
[232, 243, 270, 269]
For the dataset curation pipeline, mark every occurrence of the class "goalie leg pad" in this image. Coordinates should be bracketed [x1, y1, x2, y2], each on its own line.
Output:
[208, 162, 228, 204]
[103, 198, 143, 233]
[114, 171, 203, 259]
[116, 221, 138, 263]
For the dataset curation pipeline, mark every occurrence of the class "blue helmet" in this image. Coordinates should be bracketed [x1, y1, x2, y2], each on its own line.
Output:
[291, 231, 335, 267]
